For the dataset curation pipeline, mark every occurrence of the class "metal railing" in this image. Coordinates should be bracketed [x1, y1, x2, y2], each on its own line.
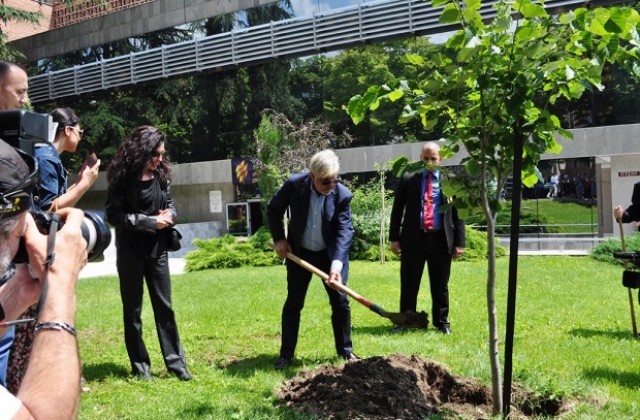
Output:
[28, 0, 613, 103]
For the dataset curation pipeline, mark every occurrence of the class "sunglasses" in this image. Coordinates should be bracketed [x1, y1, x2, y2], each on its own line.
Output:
[151, 151, 166, 158]
[69, 126, 84, 138]
[319, 177, 341, 186]
[0, 149, 38, 216]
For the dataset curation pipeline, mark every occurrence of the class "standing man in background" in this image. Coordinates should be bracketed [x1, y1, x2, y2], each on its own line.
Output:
[267, 149, 357, 370]
[389, 141, 465, 335]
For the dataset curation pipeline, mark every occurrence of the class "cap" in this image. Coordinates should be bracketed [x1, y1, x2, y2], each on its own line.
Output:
[0, 139, 36, 216]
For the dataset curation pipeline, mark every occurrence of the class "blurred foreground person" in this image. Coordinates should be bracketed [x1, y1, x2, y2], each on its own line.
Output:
[0, 139, 87, 418]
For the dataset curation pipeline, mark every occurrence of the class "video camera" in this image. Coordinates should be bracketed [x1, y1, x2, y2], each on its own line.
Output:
[0, 110, 111, 262]
[613, 251, 640, 289]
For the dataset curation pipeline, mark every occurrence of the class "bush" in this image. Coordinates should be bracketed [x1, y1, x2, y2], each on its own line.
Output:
[184, 230, 280, 271]
[590, 232, 640, 266]
[460, 226, 507, 261]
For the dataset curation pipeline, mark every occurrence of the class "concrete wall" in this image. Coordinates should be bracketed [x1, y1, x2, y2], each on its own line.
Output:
[11, 0, 277, 61]
[73, 124, 640, 238]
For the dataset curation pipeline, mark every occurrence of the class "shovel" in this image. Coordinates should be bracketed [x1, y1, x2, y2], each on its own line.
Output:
[618, 218, 638, 338]
[277, 247, 428, 329]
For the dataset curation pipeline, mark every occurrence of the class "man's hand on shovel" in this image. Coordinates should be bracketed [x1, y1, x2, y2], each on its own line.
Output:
[327, 270, 342, 286]
[272, 239, 291, 259]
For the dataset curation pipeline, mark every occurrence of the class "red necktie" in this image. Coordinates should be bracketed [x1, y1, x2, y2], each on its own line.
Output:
[423, 172, 434, 230]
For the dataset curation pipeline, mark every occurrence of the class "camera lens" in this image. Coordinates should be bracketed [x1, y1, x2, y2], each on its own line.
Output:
[14, 210, 112, 264]
[80, 210, 111, 262]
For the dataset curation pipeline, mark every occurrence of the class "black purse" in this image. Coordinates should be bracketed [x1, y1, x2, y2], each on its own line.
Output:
[167, 227, 183, 252]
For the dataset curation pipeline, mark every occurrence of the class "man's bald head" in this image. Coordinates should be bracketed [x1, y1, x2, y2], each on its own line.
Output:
[420, 141, 442, 166]
[0, 61, 28, 110]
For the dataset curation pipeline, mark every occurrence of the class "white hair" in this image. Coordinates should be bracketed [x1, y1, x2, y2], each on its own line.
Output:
[309, 150, 340, 179]
[0, 215, 19, 274]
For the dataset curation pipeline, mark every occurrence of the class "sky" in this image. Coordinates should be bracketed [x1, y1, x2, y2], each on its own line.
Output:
[289, 0, 360, 17]
[288, 0, 453, 44]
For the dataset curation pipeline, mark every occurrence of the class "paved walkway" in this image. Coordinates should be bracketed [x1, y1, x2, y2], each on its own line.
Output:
[79, 245, 186, 279]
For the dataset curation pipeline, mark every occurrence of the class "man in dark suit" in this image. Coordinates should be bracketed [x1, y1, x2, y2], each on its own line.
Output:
[614, 182, 640, 223]
[267, 149, 357, 370]
[389, 141, 465, 334]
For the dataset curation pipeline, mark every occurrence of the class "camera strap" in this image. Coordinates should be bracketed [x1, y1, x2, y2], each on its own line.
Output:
[0, 219, 59, 328]
[34, 218, 60, 319]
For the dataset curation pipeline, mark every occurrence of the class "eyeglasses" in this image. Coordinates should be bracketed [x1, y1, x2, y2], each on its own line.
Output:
[0, 149, 38, 217]
[151, 151, 166, 158]
[319, 177, 341, 186]
[69, 126, 84, 138]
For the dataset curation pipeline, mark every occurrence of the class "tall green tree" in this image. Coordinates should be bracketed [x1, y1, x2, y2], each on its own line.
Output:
[348, 0, 640, 415]
[35, 27, 202, 168]
[0, 3, 42, 59]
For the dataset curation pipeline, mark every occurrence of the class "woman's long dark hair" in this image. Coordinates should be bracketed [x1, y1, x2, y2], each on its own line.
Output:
[106, 125, 172, 186]
[50, 107, 80, 134]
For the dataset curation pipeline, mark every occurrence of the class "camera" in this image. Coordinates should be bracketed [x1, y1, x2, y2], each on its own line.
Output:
[12, 210, 111, 264]
[1, 110, 111, 262]
[33, 210, 111, 262]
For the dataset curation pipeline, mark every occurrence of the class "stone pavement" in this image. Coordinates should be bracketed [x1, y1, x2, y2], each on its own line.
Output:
[79, 243, 186, 279]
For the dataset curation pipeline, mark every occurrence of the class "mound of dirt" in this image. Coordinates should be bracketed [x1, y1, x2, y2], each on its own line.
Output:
[275, 353, 567, 419]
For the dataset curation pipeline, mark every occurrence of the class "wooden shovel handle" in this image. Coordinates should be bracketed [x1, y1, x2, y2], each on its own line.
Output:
[268, 242, 370, 304]
[618, 219, 638, 338]
[284, 251, 368, 301]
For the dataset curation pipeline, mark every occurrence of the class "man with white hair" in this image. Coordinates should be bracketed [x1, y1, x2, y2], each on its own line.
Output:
[268, 149, 358, 370]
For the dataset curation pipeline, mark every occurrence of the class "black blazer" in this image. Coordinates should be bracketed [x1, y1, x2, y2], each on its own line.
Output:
[267, 172, 354, 266]
[105, 176, 177, 257]
[389, 171, 465, 254]
[621, 182, 640, 223]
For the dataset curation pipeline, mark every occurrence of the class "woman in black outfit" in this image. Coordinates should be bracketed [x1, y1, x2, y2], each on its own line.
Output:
[105, 125, 191, 381]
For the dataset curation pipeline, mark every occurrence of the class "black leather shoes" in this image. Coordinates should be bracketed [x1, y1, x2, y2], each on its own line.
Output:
[172, 368, 192, 381]
[342, 352, 360, 361]
[274, 356, 292, 370]
[389, 326, 408, 334]
[437, 325, 452, 335]
[134, 371, 153, 381]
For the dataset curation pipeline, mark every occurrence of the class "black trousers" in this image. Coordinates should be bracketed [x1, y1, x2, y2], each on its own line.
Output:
[117, 249, 186, 375]
[280, 248, 353, 359]
[399, 230, 452, 328]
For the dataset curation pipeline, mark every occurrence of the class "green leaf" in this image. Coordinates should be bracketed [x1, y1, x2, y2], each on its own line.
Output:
[465, 159, 481, 176]
[440, 3, 461, 24]
[347, 96, 366, 125]
[387, 89, 404, 102]
[389, 155, 409, 177]
[432, 0, 452, 8]
[465, 0, 481, 13]
[403, 53, 424, 65]
[522, 169, 539, 188]
[604, 10, 625, 34]
[519, 2, 547, 19]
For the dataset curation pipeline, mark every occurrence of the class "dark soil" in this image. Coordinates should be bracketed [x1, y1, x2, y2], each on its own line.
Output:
[275, 353, 570, 419]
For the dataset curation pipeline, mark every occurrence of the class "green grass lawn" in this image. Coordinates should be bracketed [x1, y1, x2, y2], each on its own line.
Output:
[76, 256, 640, 419]
[519, 199, 598, 233]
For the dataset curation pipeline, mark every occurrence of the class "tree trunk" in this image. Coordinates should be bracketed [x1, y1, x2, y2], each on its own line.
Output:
[484, 202, 502, 415]
[380, 168, 386, 264]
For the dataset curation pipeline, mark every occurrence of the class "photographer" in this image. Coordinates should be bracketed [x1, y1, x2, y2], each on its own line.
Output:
[0, 139, 87, 418]
[6, 107, 100, 392]
[0, 59, 30, 388]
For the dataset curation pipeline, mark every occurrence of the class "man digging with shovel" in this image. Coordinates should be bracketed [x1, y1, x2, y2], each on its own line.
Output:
[267, 150, 359, 370]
